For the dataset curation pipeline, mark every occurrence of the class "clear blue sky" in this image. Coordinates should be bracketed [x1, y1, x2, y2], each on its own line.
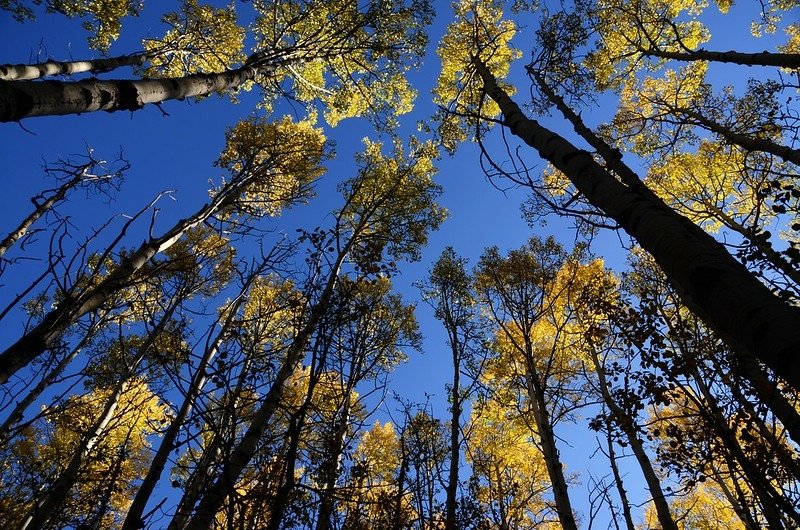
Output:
[0, 0, 788, 526]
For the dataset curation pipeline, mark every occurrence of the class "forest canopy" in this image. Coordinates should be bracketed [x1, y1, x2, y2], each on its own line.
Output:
[0, 0, 799, 528]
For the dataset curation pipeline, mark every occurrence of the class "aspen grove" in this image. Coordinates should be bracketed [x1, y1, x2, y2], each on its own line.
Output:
[1, 0, 799, 528]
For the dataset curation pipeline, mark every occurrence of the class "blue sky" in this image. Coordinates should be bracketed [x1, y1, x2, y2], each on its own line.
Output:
[1, 0, 793, 526]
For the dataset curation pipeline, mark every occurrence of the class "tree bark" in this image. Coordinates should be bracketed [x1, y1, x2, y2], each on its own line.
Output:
[0, 63, 265, 121]
[266, 411, 305, 530]
[0, 172, 255, 384]
[0, 53, 149, 82]
[676, 105, 800, 167]
[689, 366, 800, 526]
[604, 423, 636, 530]
[473, 57, 800, 392]
[121, 286, 251, 530]
[18, 297, 178, 530]
[535, 70, 800, 442]
[181, 242, 352, 530]
[167, 354, 255, 530]
[640, 47, 800, 69]
[315, 384, 356, 530]
[0, 319, 99, 445]
[586, 340, 678, 530]
[18, 380, 127, 530]
[522, 344, 578, 530]
[734, 352, 800, 447]
[444, 332, 462, 530]
[392, 438, 409, 530]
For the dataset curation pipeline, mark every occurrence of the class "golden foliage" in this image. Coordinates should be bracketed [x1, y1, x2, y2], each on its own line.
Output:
[612, 62, 708, 155]
[340, 137, 446, 263]
[646, 141, 773, 231]
[143, 0, 246, 78]
[49, 0, 141, 50]
[0, 380, 167, 527]
[252, 0, 428, 125]
[467, 393, 549, 528]
[216, 116, 329, 217]
[433, 0, 521, 152]
[585, 0, 710, 88]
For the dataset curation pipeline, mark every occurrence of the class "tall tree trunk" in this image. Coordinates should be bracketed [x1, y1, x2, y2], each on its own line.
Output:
[315, 386, 355, 530]
[731, 352, 800, 446]
[392, 437, 409, 530]
[121, 283, 253, 530]
[689, 367, 800, 526]
[711, 463, 761, 530]
[181, 242, 352, 530]
[0, 62, 266, 121]
[585, 339, 678, 530]
[714, 353, 800, 468]
[639, 47, 800, 69]
[701, 203, 800, 290]
[444, 332, 461, 530]
[265, 411, 305, 530]
[0, 317, 100, 445]
[0, 171, 256, 384]
[18, 298, 178, 530]
[86, 440, 130, 530]
[675, 105, 800, 166]
[268, 338, 330, 530]
[0, 52, 149, 82]
[18, 380, 128, 530]
[314, 409, 349, 530]
[167, 354, 255, 530]
[473, 57, 800, 392]
[522, 345, 578, 530]
[604, 421, 636, 530]
[494, 465, 510, 530]
[534, 69, 800, 292]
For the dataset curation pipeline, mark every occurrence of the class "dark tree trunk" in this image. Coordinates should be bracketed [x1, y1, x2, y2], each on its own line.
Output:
[0, 63, 265, 121]
[474, 57, 800, 392]
[640, 47, 800, 69]
[586, 340, 678, 530]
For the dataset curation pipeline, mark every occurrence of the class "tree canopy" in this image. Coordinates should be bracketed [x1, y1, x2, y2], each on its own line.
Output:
[1, 0, 799, 528]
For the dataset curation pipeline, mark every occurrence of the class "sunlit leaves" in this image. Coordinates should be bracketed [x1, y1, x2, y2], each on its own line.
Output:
[434, 0, 521, 152]
[354, 420, 400, 483]
[162, 225, 236, 293]
[47, 0, 142, 50]
[612, 62, 708, 155]
[0, 380, 167, 527]
[422, 246, 476, 325]
[335, 276, 420, 370]
[143, 0, 246, 78]
[467, 392, 549, 529]
[238, 275, 301, 354]
[585, 0, 711, 88]
[216, 115, 329, 218]
[339, 137, 446, 266]
[646, 141, 772, 231]
[252, 0, 432, 126]
[779, 22, 800, 54]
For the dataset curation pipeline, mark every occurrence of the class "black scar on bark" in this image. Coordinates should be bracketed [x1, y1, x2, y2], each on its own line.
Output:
[0, 80, 34, 121]
[115, 80, 144, 112]
[98, 88, 113, 109]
